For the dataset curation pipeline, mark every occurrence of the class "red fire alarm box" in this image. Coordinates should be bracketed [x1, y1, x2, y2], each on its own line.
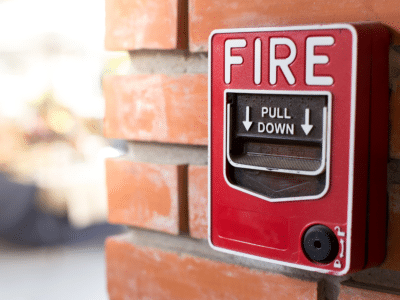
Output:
[208, 23, 390, 275]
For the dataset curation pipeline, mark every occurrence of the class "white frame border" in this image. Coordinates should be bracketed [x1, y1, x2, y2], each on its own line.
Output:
[223, 89, 331, 202]
[208, 23, 357, 276]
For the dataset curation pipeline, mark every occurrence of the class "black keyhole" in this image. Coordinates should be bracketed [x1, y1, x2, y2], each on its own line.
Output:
[314, 240, 322, 249]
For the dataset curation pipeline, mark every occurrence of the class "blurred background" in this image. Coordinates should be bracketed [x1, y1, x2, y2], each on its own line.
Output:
[0, 0, 128, 298]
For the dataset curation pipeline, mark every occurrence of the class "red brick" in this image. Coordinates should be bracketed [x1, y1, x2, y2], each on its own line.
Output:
[390, 81, 400, 159]
[103, 74, 208, 145]
[105, 0, 186, 50]
[106, 158, 187, 235]
[380, 184, 400, 270]
[189, 0, 400, 51]
[106, 237, 318, 300]
[188, 165, 208, 239]
[339, 285, 400, 300]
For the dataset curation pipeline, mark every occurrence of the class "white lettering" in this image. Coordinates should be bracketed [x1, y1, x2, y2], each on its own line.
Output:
[262, 107, 293, 119]
[222, 36, 335, 86]
[274, 123, 285, 134]
[254, 38, 261, 84]
[286, 123, 294, 135]
[269, 107, 276, 118]
[256, 122, 295, 135]
[261, 107, 268, 117]
[277, 107, 283, 119]
[258, 122, 265, 132]
[224, 39, 247, 84]
[269, 38, 297, 85]
[266, 123, 274, 133]
[284, 108, 291, 119]
[306, 36, 335, 86]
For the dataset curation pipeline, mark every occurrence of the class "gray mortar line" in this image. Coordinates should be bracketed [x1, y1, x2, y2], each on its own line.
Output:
[122, 141, 208, 166]
[128, 50, 208, 75]
[111, 227, 352, 285]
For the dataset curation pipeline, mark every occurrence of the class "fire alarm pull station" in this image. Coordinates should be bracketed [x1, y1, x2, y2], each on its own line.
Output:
[208, 23, 390, 275]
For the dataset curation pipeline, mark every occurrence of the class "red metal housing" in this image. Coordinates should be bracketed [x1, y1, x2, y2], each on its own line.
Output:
[208, 23, 390, 275]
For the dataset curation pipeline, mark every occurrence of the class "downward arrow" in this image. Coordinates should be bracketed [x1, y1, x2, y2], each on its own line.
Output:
[242, 106, 253, 131]
[301, 108, 314, 135]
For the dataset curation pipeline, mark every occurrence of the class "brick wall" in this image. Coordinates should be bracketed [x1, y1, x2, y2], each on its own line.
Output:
[104, 0, 400, 299]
